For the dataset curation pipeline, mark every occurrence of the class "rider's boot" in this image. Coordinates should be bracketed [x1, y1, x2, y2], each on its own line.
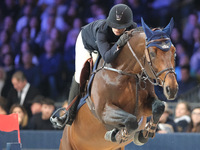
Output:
[63, 76, 80, 125]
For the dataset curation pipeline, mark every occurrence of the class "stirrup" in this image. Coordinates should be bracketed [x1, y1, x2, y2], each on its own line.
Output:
[50, 107, 70, 129]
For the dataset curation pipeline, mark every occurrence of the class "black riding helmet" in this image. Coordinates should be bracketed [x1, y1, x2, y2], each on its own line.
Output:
[107, 4, 133, 29]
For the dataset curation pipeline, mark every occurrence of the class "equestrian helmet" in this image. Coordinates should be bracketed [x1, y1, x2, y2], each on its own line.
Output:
[107, 4, 133, 29]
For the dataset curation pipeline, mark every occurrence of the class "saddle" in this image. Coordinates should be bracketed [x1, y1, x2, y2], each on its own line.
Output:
[80, 57, 94, 94]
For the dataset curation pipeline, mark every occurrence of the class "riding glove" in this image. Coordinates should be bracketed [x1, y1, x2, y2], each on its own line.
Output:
[116, 32, 130, 48]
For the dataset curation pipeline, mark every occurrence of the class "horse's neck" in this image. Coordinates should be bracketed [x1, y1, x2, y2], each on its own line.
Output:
[113, 32, 146, 74]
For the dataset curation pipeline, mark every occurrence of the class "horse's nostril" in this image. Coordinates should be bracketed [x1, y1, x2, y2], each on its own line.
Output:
[166, 86, 170, 94]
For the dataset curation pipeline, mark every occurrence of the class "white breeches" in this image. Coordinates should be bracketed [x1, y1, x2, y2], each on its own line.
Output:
[75, 31, 98, 83]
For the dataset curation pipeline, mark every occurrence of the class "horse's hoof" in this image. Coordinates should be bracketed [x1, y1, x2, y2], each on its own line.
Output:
[104, 128, 118, 142]
[115, 128, 129, 143]
[133, 131, 148, 146]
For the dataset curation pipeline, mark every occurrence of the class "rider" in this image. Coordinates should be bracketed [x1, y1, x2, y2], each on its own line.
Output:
[63, 4, 137, 126]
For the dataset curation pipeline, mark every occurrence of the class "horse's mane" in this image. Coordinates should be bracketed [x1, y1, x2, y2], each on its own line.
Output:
[129, 26, 163, 37]
[131, 27, 144, 35]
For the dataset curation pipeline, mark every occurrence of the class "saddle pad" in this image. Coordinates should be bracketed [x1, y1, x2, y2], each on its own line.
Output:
[77, 55, 101, 111]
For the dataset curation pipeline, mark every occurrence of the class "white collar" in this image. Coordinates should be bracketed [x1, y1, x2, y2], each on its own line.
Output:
[20, 83, 30, 95]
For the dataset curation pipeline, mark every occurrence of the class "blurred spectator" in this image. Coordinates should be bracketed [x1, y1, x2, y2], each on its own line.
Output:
[179, 0, 195, 24]
[0, 44, 13, 60]
[65, 1, 79, 26]
[10, 104, 29, 129]
[1, 16, 15, 35]
[191, 25, 200, 54]
[190, 47, 200, 76]
[127, 0, 145, 25]
[55, 0, 68, 17]
[29, 16, 41, 42]
[30, 95, 44, 116]
[39, 39, 64, 99]
[171, 27, 184, 46]
[14, 41, 39, 68]
[16, 4, 32, 33]
[148, 0, 176, 26]
[49, 27, 64, 52]
[157, 102, 177, 133]
[187, 107, 200, 132]
[0, 44, 13, 66]
[0, 96, 7, 115]
[177, 64, 199, 97]
[24, 0, 42, 17]
[85, 4, 106, 23]
[175, 42, 190, 81]
[174, 101, 191, 132]
[182, 13, 199, 47]
[12, 26, 32, 55]
[175, 41, 189, 66]
[1, 48, 14, 65]
[35, 14, 55, 49]
[1, 0, 20, 21]
[72, 18, 83, 30]
[29, 97, 55, 130]
[6, 71, 40, 117]
[0, 30, 11, 49]
[17, 51, 41, 88]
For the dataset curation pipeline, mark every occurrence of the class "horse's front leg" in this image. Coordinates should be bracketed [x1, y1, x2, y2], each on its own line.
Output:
[143, 98, 165, 138]
[131, 98, 165, 146]
[101, 103, 138, 143]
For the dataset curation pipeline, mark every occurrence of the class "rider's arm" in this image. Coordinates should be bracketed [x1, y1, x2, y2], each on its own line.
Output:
[96, 31, 121, 63]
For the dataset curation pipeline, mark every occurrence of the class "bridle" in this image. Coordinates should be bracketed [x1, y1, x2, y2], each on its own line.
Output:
[101, 37, 176, 88]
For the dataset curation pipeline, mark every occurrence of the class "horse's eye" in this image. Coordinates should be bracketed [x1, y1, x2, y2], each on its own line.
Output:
[150, 51, 156, 58]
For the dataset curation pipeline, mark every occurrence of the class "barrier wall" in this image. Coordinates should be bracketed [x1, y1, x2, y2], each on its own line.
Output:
[0, 131, 200, 150]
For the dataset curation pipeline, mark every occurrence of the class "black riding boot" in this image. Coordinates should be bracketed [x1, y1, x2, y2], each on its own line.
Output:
[65, 76, 80, 125]
[50, 76, 80, 128]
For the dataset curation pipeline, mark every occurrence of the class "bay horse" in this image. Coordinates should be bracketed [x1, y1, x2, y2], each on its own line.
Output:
[59, 18, 178, 150]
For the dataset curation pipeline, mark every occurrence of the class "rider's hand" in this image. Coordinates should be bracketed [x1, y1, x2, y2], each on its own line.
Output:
[116, 32, 129, 48]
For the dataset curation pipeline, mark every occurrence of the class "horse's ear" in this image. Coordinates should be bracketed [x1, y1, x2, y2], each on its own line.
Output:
[141, 17, 153, 40]
[163, 18, 174, 36]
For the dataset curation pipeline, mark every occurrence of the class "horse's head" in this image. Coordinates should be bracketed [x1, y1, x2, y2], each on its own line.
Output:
[141, 18, 178, 100]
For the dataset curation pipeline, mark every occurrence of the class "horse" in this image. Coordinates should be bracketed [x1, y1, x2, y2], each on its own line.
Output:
[59, 18, 178, 150]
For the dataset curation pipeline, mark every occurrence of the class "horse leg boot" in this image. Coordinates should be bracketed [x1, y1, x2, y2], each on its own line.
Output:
[143, 99, 165, 138]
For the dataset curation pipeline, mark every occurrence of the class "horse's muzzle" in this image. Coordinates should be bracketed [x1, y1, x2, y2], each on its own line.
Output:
[164, 84, 178, 100]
